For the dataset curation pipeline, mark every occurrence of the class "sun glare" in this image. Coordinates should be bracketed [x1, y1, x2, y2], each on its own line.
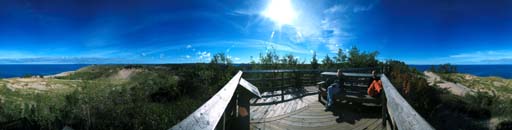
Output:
[263, 0, 297, 26]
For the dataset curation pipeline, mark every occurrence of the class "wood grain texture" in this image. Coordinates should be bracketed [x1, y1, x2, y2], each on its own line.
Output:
[381, 74, 434, 130]
[170, 71, 243, 130]
[321, 72, 378, 77]
[251, 94, 384, 130]
[171, 69, 433, 130]
[240, 78, 262, 98]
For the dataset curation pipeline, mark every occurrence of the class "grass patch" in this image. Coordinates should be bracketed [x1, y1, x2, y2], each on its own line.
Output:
[433, 72, 512, 128]
[0, 64, 236, 129]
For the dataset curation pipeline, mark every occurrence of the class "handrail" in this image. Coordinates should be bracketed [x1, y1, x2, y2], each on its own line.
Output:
[170, 71, 261, 130]
[381, 74, 434, 130]
[171, 69, 434, 130]
[320, 71, 434, 130]
[321, 72, 378, 77]
[243, 67, 380, 73]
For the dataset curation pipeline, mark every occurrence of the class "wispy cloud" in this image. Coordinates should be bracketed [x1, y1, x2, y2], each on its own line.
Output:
[197, 51, 211, 62]
[320, 10, 351, 52]
[450, 51, 508, 58]
[231, 0, 357, 53]
[449, 50, 512, 64]
[323, 5, 347, 14]
[159, 53, 165, 59]
[0, 57, 148, 64]
[0, 50, 36, 59]
[319, 0, 379, 52]
[352, 2, 378, 13]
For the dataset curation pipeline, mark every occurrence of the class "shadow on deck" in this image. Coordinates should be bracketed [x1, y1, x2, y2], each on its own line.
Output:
[250, 86, 387, 130]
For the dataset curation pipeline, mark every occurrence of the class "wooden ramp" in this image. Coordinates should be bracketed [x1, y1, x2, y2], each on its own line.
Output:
[250, 86, 386, 130]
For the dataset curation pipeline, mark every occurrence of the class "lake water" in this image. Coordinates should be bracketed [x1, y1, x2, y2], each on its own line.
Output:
[0, 64, 510, 79]
[411, 65, 512, 79]
[0, 64, 89, 78]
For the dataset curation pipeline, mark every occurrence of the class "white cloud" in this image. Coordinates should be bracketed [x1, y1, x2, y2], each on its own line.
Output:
[136, 43, 183, 56]
[197, 51, 211, 61]
[140, 52, 147, 57]
[160, 53, 165, 59]
[186, 44, 192, 49]
[0, 50, 36, 59]
[402, 50, 512, 64]
[323, 5, 347, 14]
[80, 49, 121, 57]
[229, 0, 362, 54]
[185, 55, 191, 59]
[0, 57, 146, 64]
[449, 50, 512, 63]
[353, 4, 376, 13]
[320, 16, 352, 53]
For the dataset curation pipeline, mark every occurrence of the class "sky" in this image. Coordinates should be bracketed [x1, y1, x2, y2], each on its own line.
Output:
[0, 0, 511, 64]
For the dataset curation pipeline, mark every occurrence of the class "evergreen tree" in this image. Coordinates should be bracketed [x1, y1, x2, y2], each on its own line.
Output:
[322, 54, 334, 69]
[334, 48, 346, 64]
[348, 46, 379, 68]
[334, 48, 347, 68]
[281, 54, 298, 68]
[210, 53, 231, 64]
[311, 51, 319, 69]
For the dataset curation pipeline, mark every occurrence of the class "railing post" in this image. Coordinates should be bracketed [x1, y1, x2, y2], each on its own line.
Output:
[281, 72, 285, 101]
[222, 111, 226, 130]
[381, 90, 388, 128]
[236, 90, 251, 130]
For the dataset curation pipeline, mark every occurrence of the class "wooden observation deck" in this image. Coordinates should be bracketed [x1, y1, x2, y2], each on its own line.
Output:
[170, 68, 434, 130]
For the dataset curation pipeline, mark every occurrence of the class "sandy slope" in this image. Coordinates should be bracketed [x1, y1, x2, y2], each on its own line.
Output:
[111, 68, 141, 80]
[1, 68, 140, 92]
[43, 71, 75, 78]
[424, 71, 473, 96]
[4, 78, 52, 91]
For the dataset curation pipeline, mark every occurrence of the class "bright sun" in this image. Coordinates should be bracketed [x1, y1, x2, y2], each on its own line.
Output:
[263, 0, 297, 26]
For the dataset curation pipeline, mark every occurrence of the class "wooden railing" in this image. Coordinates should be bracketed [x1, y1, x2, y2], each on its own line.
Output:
[319, 71, 434, 130]
[170, 71, 261, 130]
[243, 70, 320, 100]
[243, 68, 382, 98]
[171, 68, 434, 130]
[381, 74, 434, 130]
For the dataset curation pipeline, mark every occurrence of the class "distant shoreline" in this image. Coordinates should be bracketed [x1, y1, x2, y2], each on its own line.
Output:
[42, 70, 76, 78]
[0, 64, 511, 79]
[411, 65, 512, 79]
[0, 64, 88, 78]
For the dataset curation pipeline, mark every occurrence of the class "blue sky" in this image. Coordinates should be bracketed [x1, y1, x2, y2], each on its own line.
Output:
[0, 0, 511, 64]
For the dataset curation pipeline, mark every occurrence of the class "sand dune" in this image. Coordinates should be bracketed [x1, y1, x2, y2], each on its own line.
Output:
[424, 71, 473, 96]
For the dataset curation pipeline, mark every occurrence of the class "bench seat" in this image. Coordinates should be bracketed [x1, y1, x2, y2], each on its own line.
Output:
[318, 78, 381, 106]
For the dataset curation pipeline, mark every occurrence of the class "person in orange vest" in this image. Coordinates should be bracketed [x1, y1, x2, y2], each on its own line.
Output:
[367, 70, 383, 97]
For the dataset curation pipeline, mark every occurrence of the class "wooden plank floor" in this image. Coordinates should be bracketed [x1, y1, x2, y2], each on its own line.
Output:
[250, 86, 387, 130]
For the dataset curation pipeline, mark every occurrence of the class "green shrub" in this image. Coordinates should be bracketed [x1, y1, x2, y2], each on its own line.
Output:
[57, 65, 120, 80]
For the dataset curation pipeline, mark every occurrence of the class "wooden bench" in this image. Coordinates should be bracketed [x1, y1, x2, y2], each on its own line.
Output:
[318, 72, 382, 106]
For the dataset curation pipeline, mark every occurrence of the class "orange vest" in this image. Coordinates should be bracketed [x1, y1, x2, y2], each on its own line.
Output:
[367, 80, 382, 96]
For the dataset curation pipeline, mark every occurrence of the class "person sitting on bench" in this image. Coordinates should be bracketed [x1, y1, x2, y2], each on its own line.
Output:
[325, 69, 343, 111]
[367, 70, 383, 97]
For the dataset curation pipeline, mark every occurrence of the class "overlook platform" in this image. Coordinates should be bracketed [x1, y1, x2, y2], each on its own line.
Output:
[250, 86, 387, 130]
[170, 69, 434, 130]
